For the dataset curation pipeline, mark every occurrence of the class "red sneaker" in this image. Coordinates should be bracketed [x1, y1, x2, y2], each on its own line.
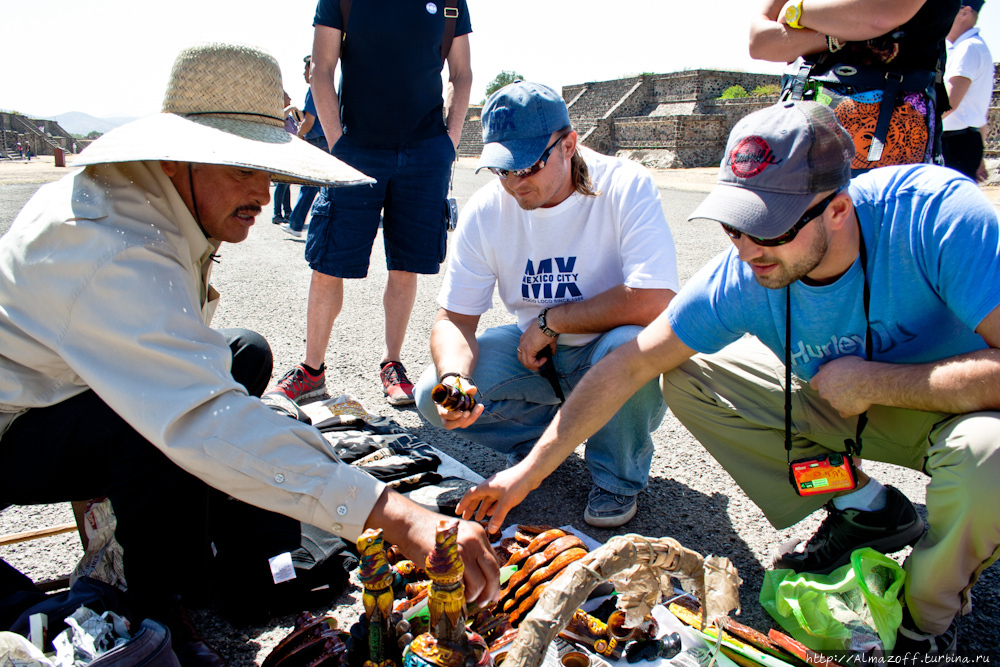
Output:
[265, 364, 325, 403]
[380, 361, 415, 406]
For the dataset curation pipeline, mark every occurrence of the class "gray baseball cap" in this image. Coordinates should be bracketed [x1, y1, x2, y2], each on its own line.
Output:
[688, 101, 853, 238]
[477, 81, 572, 173]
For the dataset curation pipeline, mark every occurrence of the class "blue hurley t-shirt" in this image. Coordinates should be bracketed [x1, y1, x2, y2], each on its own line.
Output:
[668, 165, 1000, 381]
[313, 0, 472, 146]
[302, 89, 324, 142]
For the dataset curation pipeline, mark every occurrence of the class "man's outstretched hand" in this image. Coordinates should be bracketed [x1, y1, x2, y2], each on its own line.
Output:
[368, 490, 501, 606]
[456, 461, 541, 534]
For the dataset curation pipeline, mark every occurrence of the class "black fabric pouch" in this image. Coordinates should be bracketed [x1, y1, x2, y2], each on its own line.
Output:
[209, 495, 357, 626]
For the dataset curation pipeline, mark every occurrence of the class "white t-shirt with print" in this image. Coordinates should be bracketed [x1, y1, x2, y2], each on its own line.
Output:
[439, 147, 679, 347]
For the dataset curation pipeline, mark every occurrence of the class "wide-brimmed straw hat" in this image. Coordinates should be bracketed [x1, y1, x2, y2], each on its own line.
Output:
[72, 43, 373, 188]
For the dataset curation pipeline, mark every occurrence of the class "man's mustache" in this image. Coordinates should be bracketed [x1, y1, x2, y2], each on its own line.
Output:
[232, 205, 262, 218]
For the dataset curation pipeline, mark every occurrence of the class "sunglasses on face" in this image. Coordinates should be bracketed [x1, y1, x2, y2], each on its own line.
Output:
[720, 190, 840, 247]
[488, 130, 573, 180]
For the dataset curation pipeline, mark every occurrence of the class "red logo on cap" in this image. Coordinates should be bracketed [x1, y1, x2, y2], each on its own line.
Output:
[728, 136, 781, 178]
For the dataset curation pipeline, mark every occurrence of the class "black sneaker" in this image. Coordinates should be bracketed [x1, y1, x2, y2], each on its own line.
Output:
[772, 485, 925, 574]
[893, 607, 958, 660]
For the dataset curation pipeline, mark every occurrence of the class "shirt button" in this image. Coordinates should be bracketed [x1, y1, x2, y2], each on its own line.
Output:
[337, 505, 348, 516]
[331, 523, 343, 534]
[274, 473, 285, 483]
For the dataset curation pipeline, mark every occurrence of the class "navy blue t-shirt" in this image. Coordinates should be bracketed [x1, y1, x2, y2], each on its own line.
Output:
[302, 89, 325, 141]
[314, 0, 472, 146]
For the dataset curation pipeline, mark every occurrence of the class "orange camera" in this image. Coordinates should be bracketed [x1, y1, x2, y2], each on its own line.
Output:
[789, 452, 858, 497]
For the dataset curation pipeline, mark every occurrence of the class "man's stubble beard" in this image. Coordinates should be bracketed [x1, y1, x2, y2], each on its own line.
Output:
[752, 229, 828, 290]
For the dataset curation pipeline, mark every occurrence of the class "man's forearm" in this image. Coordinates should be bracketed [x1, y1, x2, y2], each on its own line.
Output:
[751, 0, 925, 63]
[444, 75, 472, 148]
[543, 286, 674, 336]
[750, 15, 827, 62]
[945, 77, 973, 117]
[858, 349, 1000, 413]
[443, 35, 472, 148]
[784, 0, 925, 40]
[311, 27, 344, 150]
[430, 316, 480, 378]
[313, 75, 343, 149]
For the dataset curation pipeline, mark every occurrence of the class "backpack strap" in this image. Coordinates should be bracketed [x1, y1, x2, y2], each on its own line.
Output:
[866, 72, 903, 163]
[441, 0, 459, 64]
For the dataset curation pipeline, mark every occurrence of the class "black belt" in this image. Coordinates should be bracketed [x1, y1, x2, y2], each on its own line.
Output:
[942, 127, 981, 137]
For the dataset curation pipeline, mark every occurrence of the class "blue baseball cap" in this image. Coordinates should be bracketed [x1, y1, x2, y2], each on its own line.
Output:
[477, 81, 572, 174]
[963, 0, 984, 12]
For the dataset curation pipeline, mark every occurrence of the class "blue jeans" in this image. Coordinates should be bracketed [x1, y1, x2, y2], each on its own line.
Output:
[288, 186, 318, 232]
[288, 136, 328, 232]
[415, 324, 666, 495]
[273, 183, 292, 220]
[274, 183, 292, 218]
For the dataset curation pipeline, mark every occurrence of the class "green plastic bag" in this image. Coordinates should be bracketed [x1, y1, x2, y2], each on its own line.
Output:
[760, 548, 906, 654]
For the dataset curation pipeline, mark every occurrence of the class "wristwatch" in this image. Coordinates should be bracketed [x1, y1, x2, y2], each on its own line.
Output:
[537, 308, 560, 338]
[784, 0, 805, 29]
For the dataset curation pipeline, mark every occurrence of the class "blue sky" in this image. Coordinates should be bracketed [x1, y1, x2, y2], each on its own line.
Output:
[3, 0, 998, 119]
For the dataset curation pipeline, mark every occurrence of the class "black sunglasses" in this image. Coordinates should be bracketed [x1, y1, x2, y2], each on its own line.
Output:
[489, 130, 572, 180]
[720, 190, 840, 247]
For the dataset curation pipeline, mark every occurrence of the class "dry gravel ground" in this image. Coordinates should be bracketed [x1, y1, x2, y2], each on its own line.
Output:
[1, 156, 999, 662]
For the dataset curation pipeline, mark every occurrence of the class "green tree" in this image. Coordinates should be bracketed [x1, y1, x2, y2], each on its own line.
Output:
[86, 131, 103, 140]
[482, 70, 525, 103]
[718, 85, 749, 100]
[751, 84, 781, 97]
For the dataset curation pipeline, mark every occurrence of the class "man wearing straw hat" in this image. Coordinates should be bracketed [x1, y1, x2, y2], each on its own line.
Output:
[460, 101, 1000, 656]
[0, 43, 498, 663]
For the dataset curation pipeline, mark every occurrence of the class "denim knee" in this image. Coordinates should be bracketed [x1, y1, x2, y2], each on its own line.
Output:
[414, 363, 444, 427]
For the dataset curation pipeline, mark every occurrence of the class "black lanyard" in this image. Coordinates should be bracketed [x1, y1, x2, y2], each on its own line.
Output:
[784, 231, 872, 468]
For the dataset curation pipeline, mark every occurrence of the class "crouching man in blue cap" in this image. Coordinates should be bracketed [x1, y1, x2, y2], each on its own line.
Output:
[459, 99, 1000, 656]
[414, 81, 679, 528]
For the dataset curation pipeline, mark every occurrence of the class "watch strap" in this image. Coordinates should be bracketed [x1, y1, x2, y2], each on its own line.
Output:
[537, 308, 560, 338]
[785, 0, 805, 29]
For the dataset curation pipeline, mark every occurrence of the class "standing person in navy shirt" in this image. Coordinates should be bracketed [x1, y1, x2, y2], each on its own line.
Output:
[281, 56, 326, 238]
[267, 0, 473, 406]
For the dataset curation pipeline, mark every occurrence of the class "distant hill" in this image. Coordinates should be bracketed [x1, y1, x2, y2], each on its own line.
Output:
[52, 111, 139, 136]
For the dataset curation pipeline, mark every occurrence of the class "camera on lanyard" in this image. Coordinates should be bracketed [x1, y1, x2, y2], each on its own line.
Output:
[789, 452, 858, 497]
[784, 229, 870, 497]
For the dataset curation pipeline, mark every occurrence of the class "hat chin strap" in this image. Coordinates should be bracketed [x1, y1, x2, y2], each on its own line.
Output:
[187, 163, 210, 239]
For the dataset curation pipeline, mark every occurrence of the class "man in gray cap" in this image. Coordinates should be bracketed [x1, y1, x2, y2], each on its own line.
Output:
[460, 100, 1000, 655]
[414, 81, 679, 528]
[0, 43, 498, 665]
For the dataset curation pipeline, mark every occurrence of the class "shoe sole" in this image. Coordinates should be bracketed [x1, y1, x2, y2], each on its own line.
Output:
[584, 502, 637, 529]
[772, 515, 926, 574]
[265, 385, 326, 404]
[293, 386, 327, 403]
[385, 394, 415, 406]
